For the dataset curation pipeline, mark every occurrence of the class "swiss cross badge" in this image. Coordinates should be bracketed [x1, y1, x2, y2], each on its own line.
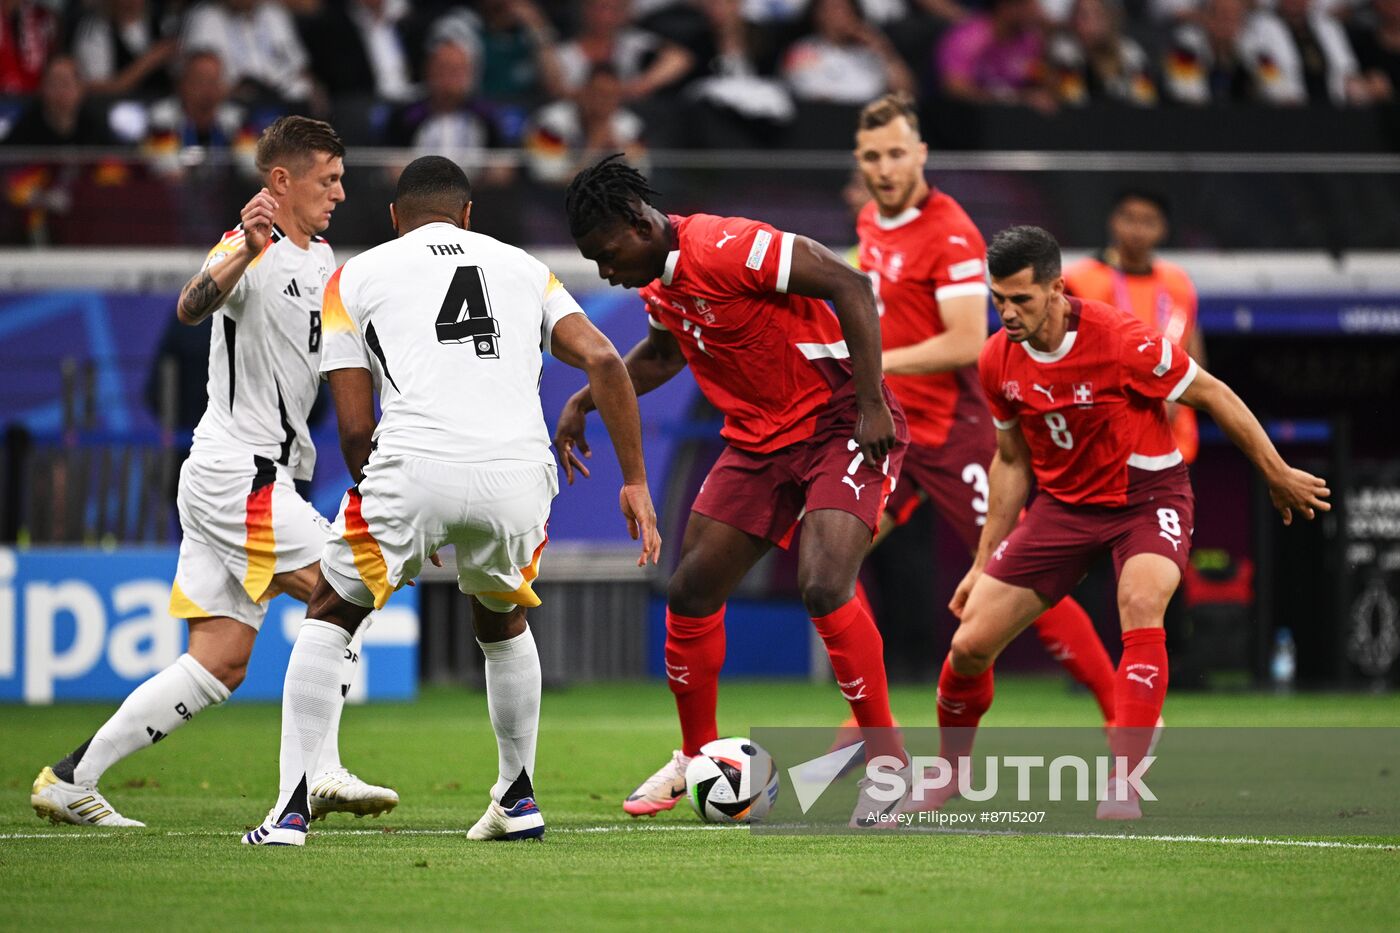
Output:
[1003, 381, 1022, 402]
[1073, 382, 1094, 407]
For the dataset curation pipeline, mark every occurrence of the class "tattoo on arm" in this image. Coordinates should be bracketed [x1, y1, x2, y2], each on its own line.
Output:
[179, 269, 227, 323]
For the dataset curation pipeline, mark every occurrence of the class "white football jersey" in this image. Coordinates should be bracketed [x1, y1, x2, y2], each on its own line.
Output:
[191, 224, 335, 480]
[320, 221, 584, 466]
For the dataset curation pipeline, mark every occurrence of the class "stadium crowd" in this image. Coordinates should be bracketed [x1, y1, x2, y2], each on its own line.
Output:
[1, 0, 1396, 247]
[1, 0, 1398, 160]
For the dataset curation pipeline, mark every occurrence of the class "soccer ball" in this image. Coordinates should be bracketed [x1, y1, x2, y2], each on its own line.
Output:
[685, 737, 779, 824]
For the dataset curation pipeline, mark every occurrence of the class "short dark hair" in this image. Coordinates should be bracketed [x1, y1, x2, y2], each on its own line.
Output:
[255, 115, 344, 177]
[394, 156, 472, 220]
[564, 153, 660, 239]
[857, 92, 920, 136]
[1111, 187, 1170, 222]
[987, 225, 1062, 283]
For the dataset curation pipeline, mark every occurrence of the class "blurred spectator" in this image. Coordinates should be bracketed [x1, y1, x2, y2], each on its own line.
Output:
[181, 0, 314, 104]
[1275, 0, 1365, 103]
[1048, 0, 1157, 105]
[937, 0, 1056, 110]
[523, 64, 644, 183]
[694, 0, 769, 76]
[1163, 0, 1307, 104]
[430, 0, 566, 101]
[1065, 189, 1204, 463]
[858, 0, 971, 25]
[143, 49, 255, 176]
[71, 0, 178, 99]
[738, 0, 808, 21]
[556, 0, 694, 100]
[686, 0, 796, 133]
[782, 0, 916, 103]
[1149, 0, 1203, 26]
[294, 0, 415, 102]
[3, 56, 114, 146]
[1348, 0, 1400, 100]
[3, 57, 125, 246]
[384, 39, 511, 184]
[0, 0, 58, 95]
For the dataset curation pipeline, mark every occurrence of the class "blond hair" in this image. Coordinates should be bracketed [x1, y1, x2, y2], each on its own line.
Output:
[857, 93, 921, 136]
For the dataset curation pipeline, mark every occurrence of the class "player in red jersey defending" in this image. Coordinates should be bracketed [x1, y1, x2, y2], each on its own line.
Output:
[941, 225, 1329, 819]
[852, 94, 1117, 739]
[556, 155, 911, 826]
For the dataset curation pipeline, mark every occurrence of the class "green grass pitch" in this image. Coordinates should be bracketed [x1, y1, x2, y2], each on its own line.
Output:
[3, 678, 1398, 931]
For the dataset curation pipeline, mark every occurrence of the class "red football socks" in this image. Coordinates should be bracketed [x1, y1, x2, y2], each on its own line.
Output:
[664, 606, 726, 757]
[1111, 626, 1168, 769]
[812, 596, 902, 762]
[936, 657, 995, 765]
[853, 578, 876, 619]
[1032, 597, 1117, 723]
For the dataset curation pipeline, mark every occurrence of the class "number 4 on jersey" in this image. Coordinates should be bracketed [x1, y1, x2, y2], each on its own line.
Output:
[435, 265, 500, 358]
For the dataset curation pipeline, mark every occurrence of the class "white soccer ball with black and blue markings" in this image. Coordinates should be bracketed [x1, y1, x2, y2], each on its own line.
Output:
[685, 737, 778, 824]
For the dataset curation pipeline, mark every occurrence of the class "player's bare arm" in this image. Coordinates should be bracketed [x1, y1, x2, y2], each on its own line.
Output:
[326, 367, 376, 485]
[882, 292, 989, 375]
[177, 189, 278, 325]
[555, 323, 686, 481]
[1177, 368, 1330, 525]
[951, 425, 1034, 618]
[550, 313, 662, 565]
[786, 235, 897, 468]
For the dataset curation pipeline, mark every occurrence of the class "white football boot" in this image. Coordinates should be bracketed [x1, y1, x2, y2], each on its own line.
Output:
[31, 767, 145, 828]
[622, 750, 692, 816]
[850, 761, 913, 829]
[242, 808, 309, 846]
[1096, 776, 1143, 821]
[308, 767, 399, 820]
[1096, 716, 1165, 821]
[467, 797, 545, 841]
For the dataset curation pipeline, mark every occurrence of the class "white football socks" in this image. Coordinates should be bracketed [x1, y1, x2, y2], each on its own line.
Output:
[70, 653, 229, 787]
[480, 626, 542, 804]
[315, 620, 368, 776]
[274, 619, 351, 819]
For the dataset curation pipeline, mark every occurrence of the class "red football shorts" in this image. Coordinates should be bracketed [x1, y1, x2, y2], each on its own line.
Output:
[691, 386, 909, 548]
[982, 480, 1195, 604]
[884, 416, 998, 550]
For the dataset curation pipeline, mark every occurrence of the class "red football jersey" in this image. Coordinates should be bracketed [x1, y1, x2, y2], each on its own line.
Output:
[978, 297, 1198, 507]
[856, 191, 990, 447]
[639, 214, 851, 453]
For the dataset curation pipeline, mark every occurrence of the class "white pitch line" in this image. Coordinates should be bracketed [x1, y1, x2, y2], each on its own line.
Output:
[1, 824, 1395, 850]
[904, 828, 1399, 851]
[0, 824, 735, 841]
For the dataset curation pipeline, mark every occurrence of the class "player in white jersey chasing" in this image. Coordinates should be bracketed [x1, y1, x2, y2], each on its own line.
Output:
[32, 117, 397, 828]
[242, 156, 660, 846]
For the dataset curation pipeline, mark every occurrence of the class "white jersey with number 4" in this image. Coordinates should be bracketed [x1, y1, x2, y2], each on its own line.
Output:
[320, 221, 584, 465]
[192, 223, 335, 480]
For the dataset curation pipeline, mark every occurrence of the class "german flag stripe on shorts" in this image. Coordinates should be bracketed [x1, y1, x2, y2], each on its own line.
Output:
[242, 456, 278, 602]
[344, 487, 392, 609]
[481, 533, 548, 609]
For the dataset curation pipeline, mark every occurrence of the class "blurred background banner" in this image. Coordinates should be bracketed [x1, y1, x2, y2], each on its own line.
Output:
[0, 285, 693, 538]
[0, 546, 417, 704]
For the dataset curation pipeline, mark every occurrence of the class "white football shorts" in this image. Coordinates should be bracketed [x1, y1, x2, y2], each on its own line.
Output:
[320, 454, 557, 613]
[169, 452, 332, 630]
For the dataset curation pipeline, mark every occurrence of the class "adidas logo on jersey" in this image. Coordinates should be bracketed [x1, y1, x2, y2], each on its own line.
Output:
[146, 726, 166, 743]
[284, 280, 302, 298]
